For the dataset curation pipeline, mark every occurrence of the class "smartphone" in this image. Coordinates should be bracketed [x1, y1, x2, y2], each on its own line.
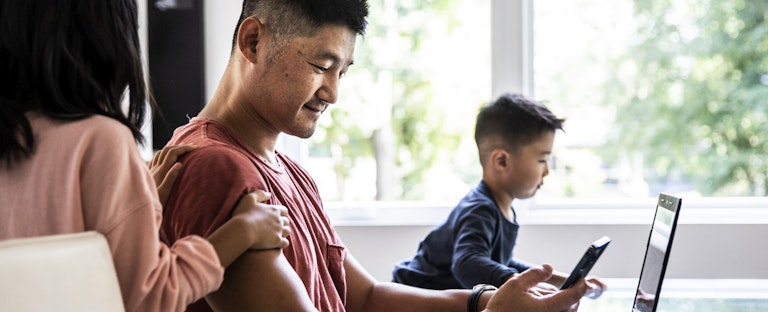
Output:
[560, 236, 611, 290]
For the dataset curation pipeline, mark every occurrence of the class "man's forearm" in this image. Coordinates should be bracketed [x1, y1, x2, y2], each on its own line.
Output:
[354, 282, 472, 312]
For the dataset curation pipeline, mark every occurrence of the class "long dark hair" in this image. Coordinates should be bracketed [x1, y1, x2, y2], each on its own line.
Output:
[0, 0, 150, 166]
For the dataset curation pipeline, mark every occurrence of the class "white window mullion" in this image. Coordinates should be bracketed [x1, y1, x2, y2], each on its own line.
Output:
[491, 0, 532, 98]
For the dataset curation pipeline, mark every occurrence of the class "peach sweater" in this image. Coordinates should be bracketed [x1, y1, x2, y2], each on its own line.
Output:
[0, 112, 224, 312]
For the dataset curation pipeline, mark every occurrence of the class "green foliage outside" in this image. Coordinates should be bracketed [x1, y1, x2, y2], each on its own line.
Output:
[311, 0, 486, 201]
[605, 0, 768, 196]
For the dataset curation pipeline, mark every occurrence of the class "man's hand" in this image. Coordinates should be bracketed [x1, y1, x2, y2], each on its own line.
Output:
[148, 144, 196, 207]
[529, 281, 559, 297]
[484, 264, 586, 312]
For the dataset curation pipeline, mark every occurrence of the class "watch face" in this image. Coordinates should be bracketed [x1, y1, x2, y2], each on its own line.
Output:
[474, 284, 498, 291]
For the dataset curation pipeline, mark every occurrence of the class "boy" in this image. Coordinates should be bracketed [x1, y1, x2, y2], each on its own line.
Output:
[392, 93, 606, 296]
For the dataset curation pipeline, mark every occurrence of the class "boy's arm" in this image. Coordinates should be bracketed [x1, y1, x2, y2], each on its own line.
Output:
[205, 249, 317, 311]
[453, 206, 519, 287]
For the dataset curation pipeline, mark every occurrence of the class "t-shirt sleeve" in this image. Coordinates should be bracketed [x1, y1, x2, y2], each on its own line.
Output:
[161, 144, 264, 243]
[451, 205, 519, 288]
[78, 122, 223, 312]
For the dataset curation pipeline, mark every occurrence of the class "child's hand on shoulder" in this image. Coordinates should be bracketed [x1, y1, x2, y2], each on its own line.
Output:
[233, 190, 291, 250]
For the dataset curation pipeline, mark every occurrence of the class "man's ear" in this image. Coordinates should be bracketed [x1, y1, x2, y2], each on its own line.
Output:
[237, 16, 264, 63]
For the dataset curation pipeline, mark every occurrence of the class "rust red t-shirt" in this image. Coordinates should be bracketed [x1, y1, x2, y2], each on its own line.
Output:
[161, 118, 347, 312]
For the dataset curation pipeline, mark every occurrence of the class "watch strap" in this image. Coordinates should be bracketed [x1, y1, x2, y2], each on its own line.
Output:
[468, 284, 497, 312]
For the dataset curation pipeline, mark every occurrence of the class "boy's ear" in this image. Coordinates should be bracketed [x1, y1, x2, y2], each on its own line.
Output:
[237, 16, 265, 63]
[489, 149, 510, 170]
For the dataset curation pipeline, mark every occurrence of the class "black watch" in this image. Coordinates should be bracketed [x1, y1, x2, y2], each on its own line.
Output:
[468, 284, 498, 312]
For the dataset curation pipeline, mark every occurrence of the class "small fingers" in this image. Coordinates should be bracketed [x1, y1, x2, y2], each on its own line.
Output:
[281, 216, 291, 228]
[586, 277, 607, 291]
[277, 215, 291, 249]
[281, 222, 292, 238]
[278, 205, 289, 216]
[151, 144, 196, 168]
[150, 146, 169, 168]
[158, 163, 182, 190]
[250, 190, 272, 203]
[156, 163, 182, 207]
[278, 237, 290, 249]
[150, 144, 196, 187]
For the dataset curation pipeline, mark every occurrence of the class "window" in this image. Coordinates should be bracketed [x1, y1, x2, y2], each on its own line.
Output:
[293, 0, 768, 220]
[304, 0, 491, 203]
[533, 0, 768, 202]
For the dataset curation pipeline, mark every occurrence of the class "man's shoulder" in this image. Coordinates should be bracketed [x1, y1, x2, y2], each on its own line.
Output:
[179, 144, 256, 177]
[169, 118, 224, 146]
[169, 120, 254, 166]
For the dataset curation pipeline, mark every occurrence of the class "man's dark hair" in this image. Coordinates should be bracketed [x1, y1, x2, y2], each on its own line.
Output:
[0, 0, 150, 166]
[231, 0, 369, 54]
[474, 93, 565, 165]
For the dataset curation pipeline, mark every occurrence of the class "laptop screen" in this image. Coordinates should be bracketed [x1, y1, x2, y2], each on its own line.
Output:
[632, 193, 682, 312]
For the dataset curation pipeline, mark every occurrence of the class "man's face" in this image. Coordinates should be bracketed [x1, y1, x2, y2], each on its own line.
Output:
[250, 24, 357, 139]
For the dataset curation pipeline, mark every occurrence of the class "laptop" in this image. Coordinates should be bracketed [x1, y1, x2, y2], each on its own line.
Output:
[631, 193, 683, 312]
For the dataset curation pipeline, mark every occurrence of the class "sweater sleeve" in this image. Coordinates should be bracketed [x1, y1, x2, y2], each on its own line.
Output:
[507, 257, 534, 273]
[78, 121, 224, 312]
[451, 205, 518, 288]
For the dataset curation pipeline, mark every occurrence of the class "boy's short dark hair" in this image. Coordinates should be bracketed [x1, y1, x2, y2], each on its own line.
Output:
[231, 0, 369, 54]
[474, 93, 565, 166]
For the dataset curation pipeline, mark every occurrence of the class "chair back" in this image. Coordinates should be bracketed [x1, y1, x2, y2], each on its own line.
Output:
[0, 231, 125, 311]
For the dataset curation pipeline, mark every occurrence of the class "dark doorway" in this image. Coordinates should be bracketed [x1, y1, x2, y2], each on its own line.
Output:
[147, 0, 205, 149]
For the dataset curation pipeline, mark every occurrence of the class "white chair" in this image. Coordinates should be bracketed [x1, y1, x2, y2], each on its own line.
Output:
[0, 231, 125, 311]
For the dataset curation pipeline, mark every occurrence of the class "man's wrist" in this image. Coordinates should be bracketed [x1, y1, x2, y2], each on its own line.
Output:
[468, 284, 497, 312]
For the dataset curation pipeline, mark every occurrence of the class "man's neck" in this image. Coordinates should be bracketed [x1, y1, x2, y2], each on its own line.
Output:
[199, 100, 280, 165]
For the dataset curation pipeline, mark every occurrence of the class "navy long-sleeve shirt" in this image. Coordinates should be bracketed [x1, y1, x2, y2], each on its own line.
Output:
[392, 181, 532, 289]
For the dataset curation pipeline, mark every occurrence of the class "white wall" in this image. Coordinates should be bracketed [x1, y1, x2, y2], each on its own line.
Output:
[203, 2, 241, 103]
[138, 0, 151, 158]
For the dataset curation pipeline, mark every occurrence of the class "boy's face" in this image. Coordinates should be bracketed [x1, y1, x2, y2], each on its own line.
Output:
[505, 131, 555, 200]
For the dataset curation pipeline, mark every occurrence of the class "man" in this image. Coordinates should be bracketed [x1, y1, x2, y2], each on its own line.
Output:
[160, 0, 587, 311]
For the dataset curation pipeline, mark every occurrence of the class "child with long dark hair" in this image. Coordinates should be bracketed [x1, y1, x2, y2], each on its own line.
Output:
[0, 1, 291, 311]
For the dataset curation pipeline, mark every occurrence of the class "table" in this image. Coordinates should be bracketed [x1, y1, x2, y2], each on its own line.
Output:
[578, 278, 768, 312]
